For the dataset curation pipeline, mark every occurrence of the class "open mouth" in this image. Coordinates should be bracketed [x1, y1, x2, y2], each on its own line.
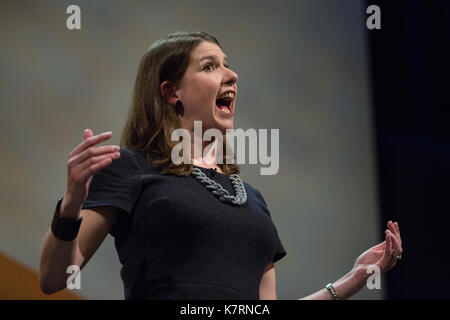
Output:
[215, 97, 234, 115]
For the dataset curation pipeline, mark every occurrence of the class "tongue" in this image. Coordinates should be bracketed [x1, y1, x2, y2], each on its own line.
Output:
[216, 99, 231, 113]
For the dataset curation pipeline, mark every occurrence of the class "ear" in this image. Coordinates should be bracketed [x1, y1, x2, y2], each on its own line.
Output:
[160, 80, 180, 105]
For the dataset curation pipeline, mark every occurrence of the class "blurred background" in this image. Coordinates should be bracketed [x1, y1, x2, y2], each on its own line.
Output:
[0, 0, 448, 299]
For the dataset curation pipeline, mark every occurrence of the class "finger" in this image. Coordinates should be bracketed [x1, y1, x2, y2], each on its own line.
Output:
[84, 128, 93, 140]
[385, 231, 399, 268]
[77, 155, 117, 183]
[388, 221, 402, 247]
[381, 231, 394, 268]
[69, 131, 113, 158]
[387, 221, 395, 233]
[69, 145, 120, 167]
[388, 230, 403, 256]
[395, 222, 402, 246]
[388, 221, 402, 246]
[76, 150, 120, 172]
[372, 240, 386, 251]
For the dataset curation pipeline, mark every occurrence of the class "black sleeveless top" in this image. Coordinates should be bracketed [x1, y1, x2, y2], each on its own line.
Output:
[82, 148, 287, 299]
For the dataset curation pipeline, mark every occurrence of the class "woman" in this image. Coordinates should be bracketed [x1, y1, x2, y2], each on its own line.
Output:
[39, 31, 403, 300]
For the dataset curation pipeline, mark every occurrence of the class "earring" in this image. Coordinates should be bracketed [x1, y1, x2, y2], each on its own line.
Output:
[175, 100, 184, 117]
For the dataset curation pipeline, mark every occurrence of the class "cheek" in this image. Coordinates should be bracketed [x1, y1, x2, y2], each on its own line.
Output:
[187, 75, 220, 104]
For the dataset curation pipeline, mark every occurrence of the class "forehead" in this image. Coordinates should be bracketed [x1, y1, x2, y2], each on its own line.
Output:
[191, 41, 226, 61]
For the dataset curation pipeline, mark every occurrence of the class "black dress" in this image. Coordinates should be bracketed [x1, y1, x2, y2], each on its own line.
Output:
[82, 148, 287, 299]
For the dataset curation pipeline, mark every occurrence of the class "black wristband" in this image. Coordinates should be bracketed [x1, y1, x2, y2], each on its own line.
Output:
[51, 197, 83, 241]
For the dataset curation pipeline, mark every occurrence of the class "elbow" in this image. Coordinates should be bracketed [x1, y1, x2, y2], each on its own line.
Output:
[40, 284, 55, 296]
[259, 291, 278, 300]
[39, 278, 56, 295]
[39, 274, 64, 295]
[40, 280, 64, 295]
[40, 281, 55, 295]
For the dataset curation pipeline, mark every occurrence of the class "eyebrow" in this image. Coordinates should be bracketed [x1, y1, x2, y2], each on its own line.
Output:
[199, 55, 229, 65]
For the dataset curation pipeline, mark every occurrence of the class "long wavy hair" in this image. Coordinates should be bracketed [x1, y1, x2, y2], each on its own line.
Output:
[120, 31, 240, 176]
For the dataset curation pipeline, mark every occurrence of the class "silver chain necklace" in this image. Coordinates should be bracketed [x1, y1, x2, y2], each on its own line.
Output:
[191, 167, 247, 206]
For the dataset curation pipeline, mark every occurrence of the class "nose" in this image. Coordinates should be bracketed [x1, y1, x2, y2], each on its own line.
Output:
[223, 67, 238, 86]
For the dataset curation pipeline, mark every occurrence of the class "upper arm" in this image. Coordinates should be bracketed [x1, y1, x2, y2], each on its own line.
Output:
[259, 262, 277, 300]
[74, 206, 119, 270]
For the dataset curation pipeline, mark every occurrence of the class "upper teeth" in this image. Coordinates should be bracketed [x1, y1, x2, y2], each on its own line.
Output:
[219, 92, 235, 100]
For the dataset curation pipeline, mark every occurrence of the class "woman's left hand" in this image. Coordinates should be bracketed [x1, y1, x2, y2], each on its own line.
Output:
[352, 221, 403, 278]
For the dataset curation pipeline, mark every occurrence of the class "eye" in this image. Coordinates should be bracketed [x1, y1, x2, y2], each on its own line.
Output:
[203, 63, 215, 71]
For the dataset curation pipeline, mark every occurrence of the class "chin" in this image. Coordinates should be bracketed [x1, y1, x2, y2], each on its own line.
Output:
[213, 108, 235, 133]
[214, 119, 234, 134]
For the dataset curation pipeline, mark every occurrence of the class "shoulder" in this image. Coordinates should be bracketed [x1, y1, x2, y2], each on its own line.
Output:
[242, 181, 258, 196]
[242, 180, 263, 197]
[118, 147, 160, 174]
[242, 181, 267, 207]
[117, 147, 147, 167]
[118, 147, 140, 161]
[102, 147, 141, 173]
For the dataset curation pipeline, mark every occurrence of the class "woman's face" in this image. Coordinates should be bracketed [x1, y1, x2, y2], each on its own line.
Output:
[174, 41, 238, 133]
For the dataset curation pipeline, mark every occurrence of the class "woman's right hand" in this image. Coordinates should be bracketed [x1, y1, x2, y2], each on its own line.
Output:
[60, 129, 121, 219]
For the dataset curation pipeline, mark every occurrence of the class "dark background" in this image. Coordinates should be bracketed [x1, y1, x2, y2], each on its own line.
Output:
[368, 0, 450, 299]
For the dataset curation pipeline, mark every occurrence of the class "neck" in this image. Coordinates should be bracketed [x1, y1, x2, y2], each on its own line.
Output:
[191, 138, 219, 169]
[178, 120, 222, 170]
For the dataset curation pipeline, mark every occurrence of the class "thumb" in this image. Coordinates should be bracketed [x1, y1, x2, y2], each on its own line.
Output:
[84, 128, 93, 140]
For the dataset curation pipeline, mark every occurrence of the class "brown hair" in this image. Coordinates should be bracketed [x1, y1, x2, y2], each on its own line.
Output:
[120, 31, 240, 176]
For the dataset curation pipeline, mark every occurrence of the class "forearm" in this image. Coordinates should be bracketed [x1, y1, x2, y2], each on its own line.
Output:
[39, 228, 80, 294]
[39, 202, 82, 294]
[299, 269, 367, 300]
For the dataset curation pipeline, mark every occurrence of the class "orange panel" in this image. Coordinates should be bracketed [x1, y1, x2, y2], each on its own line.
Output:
[0, 251, 83, 300]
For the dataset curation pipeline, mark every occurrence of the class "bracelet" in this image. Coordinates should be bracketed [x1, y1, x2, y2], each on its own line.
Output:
[325, 283, 339, 300]
[50, 197, 83, 241]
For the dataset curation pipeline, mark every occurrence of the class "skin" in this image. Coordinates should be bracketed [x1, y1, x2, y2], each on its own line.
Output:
[40, 129, 121, 294]
[161, 41, 238, 171]
[161, 41, 238, 134]
[299, 220, 403, 300]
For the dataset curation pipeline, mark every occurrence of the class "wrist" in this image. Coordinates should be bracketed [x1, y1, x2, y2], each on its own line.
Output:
[325, 283, 339, 300]
[351, 265, 371, 282]
[51, 198, 83, 241]
[326, 269, 367, 300]
[60, 195, 81, 220]
[347, 267, 370, 295]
